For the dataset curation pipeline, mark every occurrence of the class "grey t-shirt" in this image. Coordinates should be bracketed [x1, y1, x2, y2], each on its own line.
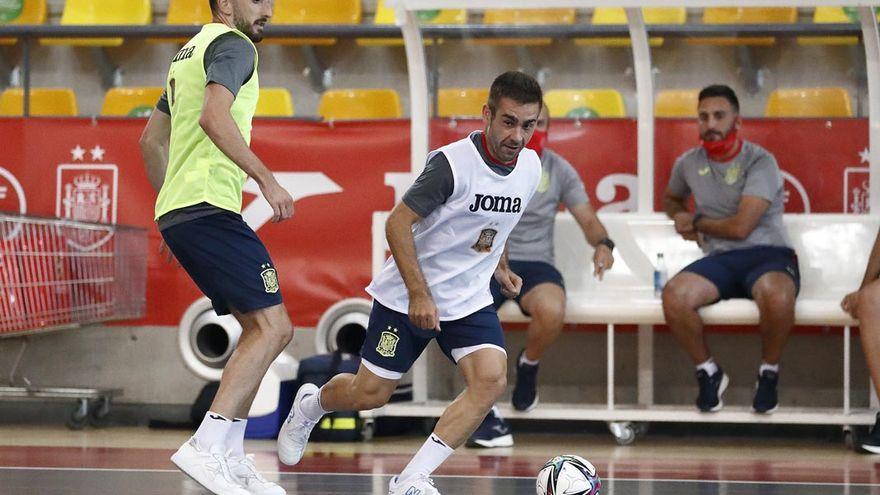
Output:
[156, 31, 256, 116]
[402, 132, 515, 218]
[668, 140, 791, 254]
[155, 31, 257, 230]
[508, 149, 590, 264]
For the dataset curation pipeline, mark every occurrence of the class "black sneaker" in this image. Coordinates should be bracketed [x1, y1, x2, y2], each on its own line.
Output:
[752, 370, 779, 414]
[860, 412, 880, 454]
[466, 407, 513, 448]
[695, 368, 728, 412]
[512, 350, 539, 412]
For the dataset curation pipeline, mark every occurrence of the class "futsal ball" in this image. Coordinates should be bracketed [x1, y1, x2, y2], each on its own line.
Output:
[536, 454, 601, 495]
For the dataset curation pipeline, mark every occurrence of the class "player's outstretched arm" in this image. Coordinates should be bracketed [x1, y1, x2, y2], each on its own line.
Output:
[199, 82, 293, 222]
[139, 110, 171, 194]
[386, 201, 439, 331]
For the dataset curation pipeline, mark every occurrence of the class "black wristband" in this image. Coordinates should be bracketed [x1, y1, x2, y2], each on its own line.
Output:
[598, 238, 615, 251]
[692, 213, 703, 230]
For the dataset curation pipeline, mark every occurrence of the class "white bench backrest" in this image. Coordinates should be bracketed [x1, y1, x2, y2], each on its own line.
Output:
[555, 213, 880, 300]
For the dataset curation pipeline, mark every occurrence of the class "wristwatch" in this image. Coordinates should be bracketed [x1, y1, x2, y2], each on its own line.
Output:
[598, 238, 615, 252]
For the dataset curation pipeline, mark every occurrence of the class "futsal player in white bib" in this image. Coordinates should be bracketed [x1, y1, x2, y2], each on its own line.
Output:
[278, 71, 543, 495]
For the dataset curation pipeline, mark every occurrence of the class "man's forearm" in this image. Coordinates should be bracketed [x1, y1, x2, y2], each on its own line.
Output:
[201, 111, 275, 186]
[141, 143, 168, 194]
[386, 216, 431, 298]
[694, 216, 749, 241]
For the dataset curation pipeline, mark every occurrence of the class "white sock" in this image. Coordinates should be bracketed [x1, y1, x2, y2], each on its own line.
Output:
[226, 418, 247, 459]
[193, 411, 233, 450]
[300, 387, 329, 422]
[696, 358, 719, 376]
[398, 433, 454, 483]
[759, 362, 780, 375]
[519, 353, 539, 367]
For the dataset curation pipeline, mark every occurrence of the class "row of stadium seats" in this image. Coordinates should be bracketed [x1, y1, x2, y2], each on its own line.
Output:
[0, 2, 875, 47]
[0, 86, 854, 119]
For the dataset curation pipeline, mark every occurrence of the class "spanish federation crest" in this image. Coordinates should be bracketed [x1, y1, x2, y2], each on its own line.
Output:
[56, 162, 118, 251]
[471, 228, 498, 253]
[376, 326, 400, 358]
[260, 264, 279, 293]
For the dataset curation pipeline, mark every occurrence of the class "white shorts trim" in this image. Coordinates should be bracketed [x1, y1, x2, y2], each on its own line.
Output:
[362, 358, 404, 380]
[450, 343, 507, 363]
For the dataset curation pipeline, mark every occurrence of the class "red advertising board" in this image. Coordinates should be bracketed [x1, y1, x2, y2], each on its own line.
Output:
[0, 117, 869, 327]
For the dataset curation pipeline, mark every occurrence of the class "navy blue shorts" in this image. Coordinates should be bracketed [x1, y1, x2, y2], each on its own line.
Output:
[490, 260, 565, 313]
[681, 245, 800, 301]
[360, 301, 506, 380]
[160, 211, 283, 316]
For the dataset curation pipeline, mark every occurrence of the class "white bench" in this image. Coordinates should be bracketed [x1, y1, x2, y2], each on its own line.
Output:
[365, 212, 880, 443]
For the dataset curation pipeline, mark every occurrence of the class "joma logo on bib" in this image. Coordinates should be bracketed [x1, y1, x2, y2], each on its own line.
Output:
[468, 194, 522, 213]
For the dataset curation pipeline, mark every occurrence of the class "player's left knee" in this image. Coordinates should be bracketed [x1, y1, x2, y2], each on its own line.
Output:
[755, 283, 795, 314]
[473, 371, 507, 401]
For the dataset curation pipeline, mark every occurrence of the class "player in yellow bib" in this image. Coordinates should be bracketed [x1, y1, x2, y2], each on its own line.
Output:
[139, 1, 291, 494]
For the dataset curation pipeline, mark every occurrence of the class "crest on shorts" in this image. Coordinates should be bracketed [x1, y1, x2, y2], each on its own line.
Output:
[376, 326, 399, 358]
[471, 228, 497, 253]
[260, 263, 279, 293]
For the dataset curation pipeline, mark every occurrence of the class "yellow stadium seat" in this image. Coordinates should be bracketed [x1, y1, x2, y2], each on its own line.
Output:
[41, 0, 152, 47]
[150, 0, 213, 43]
[0, 0, 46, 45]
[438, 88, 489, 118]
[271, 0, 361, 46]
[100, 87, 164, 117]
[357, 0, 467, 46]
[764, 87, 853, 117]
[256, 88, 295, 117]
[578, 7, 686, 47]
[798, 7, 879, 46]
[655, 89, 700, 117]
[0, 88, 78, 116]
[481, 9, 576, 46]
[690, 7, 797, 46]
[544, 89, 626, 118]
[318, 89, 401, 121]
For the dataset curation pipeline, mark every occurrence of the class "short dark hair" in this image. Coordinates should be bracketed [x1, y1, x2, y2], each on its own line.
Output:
[488, 71, 543, 116]
[209, 0, 219, 15]
[699, 84, 740, 113]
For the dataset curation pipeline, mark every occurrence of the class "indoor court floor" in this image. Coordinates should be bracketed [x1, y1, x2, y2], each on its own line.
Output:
[2, 425, 880, 494]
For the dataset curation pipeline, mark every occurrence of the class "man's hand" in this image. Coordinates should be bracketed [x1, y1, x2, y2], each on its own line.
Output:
[841, 291, 860, 318]
[260, 179, 294, 223]
[593, 245, 614, 280]
[673, 211, 698, 242]
[494, 267, 523, 299]
[409, 292, 440, 332]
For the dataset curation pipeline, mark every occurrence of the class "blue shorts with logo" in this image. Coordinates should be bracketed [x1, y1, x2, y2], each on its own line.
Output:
[360, 301, 506, 379]
[160, 211, 283, 316]
[682, 245, 800, 301]
[490, 260, 565, 314]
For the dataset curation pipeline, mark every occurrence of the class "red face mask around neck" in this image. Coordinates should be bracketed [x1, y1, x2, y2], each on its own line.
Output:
[701, 128, 742, 162]
[527, 129, 548, 158]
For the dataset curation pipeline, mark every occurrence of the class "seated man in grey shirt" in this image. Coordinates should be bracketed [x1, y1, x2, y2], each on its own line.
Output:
[464, 104, 616, 448]
[662, 85, 800, 414]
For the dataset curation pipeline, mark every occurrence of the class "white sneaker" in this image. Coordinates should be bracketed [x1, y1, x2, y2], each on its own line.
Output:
[170, 438, 250, 495]
[277, 383, 321, 466]
[229, 454, 286, 495]
[388, 474, 442, 495]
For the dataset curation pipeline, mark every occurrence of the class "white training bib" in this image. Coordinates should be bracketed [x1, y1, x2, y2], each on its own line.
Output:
[367, 132, 541, 320]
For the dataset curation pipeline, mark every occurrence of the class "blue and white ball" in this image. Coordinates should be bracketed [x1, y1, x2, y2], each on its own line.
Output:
[536, 454, 601, 495]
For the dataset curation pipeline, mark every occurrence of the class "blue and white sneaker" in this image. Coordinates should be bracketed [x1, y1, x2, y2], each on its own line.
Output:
[512, 350, 539, 412]
[467, 406, 513, 448]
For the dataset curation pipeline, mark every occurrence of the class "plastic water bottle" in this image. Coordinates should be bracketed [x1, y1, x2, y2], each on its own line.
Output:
[654, 253, 668, 298]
